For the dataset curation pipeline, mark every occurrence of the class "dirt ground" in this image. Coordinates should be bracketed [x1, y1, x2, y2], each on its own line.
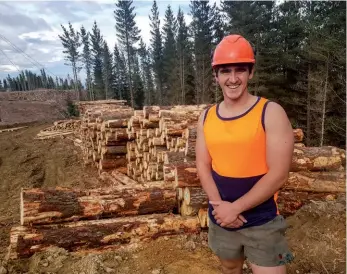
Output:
[0, 124, 345, 274]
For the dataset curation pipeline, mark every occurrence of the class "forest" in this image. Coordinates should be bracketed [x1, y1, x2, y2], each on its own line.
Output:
[0, 0, 345, 148]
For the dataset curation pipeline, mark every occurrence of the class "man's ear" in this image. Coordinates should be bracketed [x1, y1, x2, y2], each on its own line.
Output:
[248, 66, 255, 80]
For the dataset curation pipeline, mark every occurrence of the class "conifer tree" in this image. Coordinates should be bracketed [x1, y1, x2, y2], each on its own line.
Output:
[149, 0, 164, 105]
[58, 22, 81, 99]
[90, 21, 104, 99]
[80, 25, 93, 100]
[114, 0, 141, 108]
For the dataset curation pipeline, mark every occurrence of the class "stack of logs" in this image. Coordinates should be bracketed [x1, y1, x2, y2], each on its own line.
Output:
[9, 100, 346, 260]
[35, 119, 81, 140]
[76, 100, 134, 173]
[166, 140, 346, 228]
[126, 104, 210, 183]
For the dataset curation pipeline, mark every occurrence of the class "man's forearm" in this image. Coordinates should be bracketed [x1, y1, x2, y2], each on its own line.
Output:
[197, 162, 221, 201]
[232, 171, 288, 213]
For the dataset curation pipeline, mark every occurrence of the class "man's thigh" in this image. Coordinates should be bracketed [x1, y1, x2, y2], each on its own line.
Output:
[208, 219, 244, 261]
[240, 215, 294, 270]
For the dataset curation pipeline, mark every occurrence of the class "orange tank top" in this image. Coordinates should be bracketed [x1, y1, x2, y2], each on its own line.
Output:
[203, 96, 279, 230]
[204, 96, 268, 177]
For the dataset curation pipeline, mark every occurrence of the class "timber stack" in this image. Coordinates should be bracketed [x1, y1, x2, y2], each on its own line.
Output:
[125, 104, 211, 183]
[164, 129, 346, 228]
[76, 100, 134, 173]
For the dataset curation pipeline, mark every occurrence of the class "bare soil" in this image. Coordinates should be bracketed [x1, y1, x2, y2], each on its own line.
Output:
[0, 124, 345, 274]
[0, 101, 67, 126]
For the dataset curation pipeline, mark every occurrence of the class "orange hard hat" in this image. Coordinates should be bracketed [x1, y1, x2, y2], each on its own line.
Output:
[212, 34, 255, 67]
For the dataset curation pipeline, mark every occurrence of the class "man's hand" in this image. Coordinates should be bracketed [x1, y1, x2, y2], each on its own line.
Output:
[210, 201, 247, 228]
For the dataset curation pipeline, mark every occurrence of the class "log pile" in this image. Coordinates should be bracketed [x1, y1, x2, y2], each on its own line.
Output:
[35, 120, 81, 140]
[10, 101, 346, 260]
[125, 104, 211, 183]
[77, 100, 134, 173]
[164, 139, 346, 227]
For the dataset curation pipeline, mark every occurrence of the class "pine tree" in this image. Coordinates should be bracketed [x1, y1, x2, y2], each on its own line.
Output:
[176, 7, 195, 104]
[162, 5, 178, 104]
[133, 53, 145, 109]
[114, 0, 141, 108]
[58, 22, 81, 99]
[113, 43, 130, 102]
[90, 21, 104, 99]
[190, 0, 214, 103]
[0, 80, 3, 92]
[102, 41, 113, 99]
[138, 39, 155, 105]
[80, 25, 93, 100]
[149, 0, 164, 105]
[3, 79, 8, 90]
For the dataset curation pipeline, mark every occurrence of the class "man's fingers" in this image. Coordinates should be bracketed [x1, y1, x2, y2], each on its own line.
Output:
[238, 214, 248, 223]
[209, 201, 222, 206]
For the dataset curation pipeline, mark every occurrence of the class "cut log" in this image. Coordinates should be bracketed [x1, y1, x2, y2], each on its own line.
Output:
[110, 170, 139, 186]
[180, 200, 198, 216]
[99, 158, 127, 170]
[163, 164, 176, 182]
[9, 213, 201, 259]
[183, 187, 208, 208]
[20, 185, 177, 225]
[175, 161, 200, 188]
[198, 208, 208, 228]
[293, 129, 304, 142]
[277, 190, 337, 217]
[101, 146, 127, 155]
[106, 119, 129, 128]
[291, 146, 345, 171]
[283, 171, 346, 193]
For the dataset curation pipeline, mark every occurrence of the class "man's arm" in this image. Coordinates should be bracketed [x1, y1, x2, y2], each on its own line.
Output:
[231, 102, 294, 213]
[195, 110, 222, 202]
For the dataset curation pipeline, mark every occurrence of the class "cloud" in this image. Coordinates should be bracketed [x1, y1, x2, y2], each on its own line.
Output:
[0, 1, 197, 82]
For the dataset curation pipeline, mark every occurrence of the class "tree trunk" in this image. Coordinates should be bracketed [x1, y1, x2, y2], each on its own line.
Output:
[320, 54, 329, 147]
[9, 213, 201, 259]
[21, 185, 177, 225]
[291, 146, 344, 171]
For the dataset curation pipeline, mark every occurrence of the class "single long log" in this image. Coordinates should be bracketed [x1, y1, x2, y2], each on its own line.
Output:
[9, 213, 201, 259]
[283, 171, 346, 193]
[277, 190, 336, 217]
[21, 185, 177, 225]
[291, 146, 345, 171]
[101, 146, 127, 155]
[99, 158, 127, 170]
[110, 170, 138, 186]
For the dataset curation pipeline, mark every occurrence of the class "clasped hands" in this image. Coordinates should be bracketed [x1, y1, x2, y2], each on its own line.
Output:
[209, 200, 247, 228]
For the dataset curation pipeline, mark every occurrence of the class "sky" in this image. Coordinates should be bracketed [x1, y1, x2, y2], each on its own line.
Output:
[0, 0, 207, 83]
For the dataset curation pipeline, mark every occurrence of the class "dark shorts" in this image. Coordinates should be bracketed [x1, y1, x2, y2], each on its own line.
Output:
[208, 215, 294, 267]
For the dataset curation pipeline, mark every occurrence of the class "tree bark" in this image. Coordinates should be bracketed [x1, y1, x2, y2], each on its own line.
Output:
[21, 185, 177, 225]
[9, 213, 201, 259]
[291, 146, 345, 171]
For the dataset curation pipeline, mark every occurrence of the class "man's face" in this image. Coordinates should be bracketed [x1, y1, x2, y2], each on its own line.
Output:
[215, 64, 254, 100]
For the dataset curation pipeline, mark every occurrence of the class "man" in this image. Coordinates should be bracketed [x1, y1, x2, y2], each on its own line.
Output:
[196, 34, 295, 274]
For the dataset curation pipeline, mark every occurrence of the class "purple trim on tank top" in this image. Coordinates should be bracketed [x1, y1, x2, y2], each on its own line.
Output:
[203, 106, 212, 124]
[261, 100, 270, 131]
[208, 169, 277, 231]
[216, 96, 261, 121]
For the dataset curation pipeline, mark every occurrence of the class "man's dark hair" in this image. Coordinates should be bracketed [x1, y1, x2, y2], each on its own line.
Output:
[213, 63, 254, 76]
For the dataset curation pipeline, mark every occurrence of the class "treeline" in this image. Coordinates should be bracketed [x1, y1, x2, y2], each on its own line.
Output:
[1, 1, 345, 148]
[0, 69, 82, 91]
